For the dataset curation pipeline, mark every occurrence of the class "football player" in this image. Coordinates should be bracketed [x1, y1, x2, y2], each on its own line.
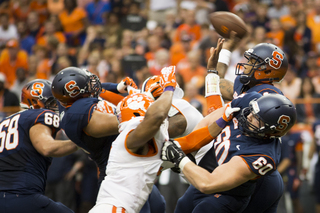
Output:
[163, 93, 297, 213]
[89, 66, 176, 213]
[51, 67, 167, 213]
[192, 34, 290, 213]
[0, 79, 78, 213]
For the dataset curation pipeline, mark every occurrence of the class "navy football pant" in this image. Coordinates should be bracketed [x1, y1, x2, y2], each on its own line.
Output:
[0, 192, 73, 213]
[175, 185, 251, 213]
[140, 185, 166, 213]
[242, 170, 284, 213]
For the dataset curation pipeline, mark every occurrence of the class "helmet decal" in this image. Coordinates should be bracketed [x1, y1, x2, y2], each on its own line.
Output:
[65, 80, 81, 98]
[275, 115, 291, 131]
[126, 95, 148, 113]
[31, 82, 44, 97]
[269, 51, 283, 69]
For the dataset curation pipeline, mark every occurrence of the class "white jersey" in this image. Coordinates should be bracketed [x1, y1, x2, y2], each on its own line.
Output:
[169, 98, 203, 137]
[95, 117, 169, 213]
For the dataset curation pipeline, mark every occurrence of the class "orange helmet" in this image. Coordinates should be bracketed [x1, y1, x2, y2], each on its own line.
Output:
[141, 75, 163, 99]
[116, 93, 154, 124]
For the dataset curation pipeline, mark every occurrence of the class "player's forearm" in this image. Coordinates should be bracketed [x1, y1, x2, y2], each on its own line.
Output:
[145, 91, 173, 124]
[217, 62, 228, 78]
[277, 158, 291, 174]
[220, 79, 234, 101]
[43, 140, 78, 157]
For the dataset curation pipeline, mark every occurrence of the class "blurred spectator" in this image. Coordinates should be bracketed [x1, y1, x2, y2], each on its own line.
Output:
[13, 0, 31, 22]
[266, 18, 285, 48]
[183, 81, 207, 115]
[47, 0, 64, 15]
[174, 9, 202, 42]
[27, 11, 43, 40]
[0, 12, 18, 47]
[10, 67, 28, 101]
[34, 44, 52, 80]
[307, 0, 320, 52]
[177, 50, 206, 89]
[121, 50, 147, 78]
[296, 77, 320, 124]
[51, 43, 77, 75]
[102, 12, 123, 48]
[121, 2, 147, 32]
[85, 0, 111, 25]
[28, 54, 38, 78]
[148, 48, 170, 75]
[197, 27, 219, 66]
[280, 0, 300, 31]
[37, 20, 66, 47]
[59, 0, 88, 47]
[247, 26, 267, 48]
[278, 66, 302, 102]
[81, 50, 109, 82]
[294, 11, 312, 55]
[170, 34, 194, 66]
[251, 3, 270, 31]
[148, 0, 177, 25]
[267, 0, 289, 19]
[153, 25, 172, 50]
[16, 21, 35, 55]
[0, 39, 29, 87]
[0, 72, 19, 110]
[145, 35, 163, 62]
[30, 0, 48, 25]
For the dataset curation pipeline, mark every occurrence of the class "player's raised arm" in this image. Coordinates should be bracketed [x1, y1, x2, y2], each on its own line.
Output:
[123, 66, 176, 152]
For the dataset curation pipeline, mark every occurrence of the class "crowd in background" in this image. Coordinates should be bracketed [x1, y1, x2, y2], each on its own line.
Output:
[1, 0, 320, 212]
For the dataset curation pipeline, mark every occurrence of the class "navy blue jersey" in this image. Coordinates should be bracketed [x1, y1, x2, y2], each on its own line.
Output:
[199, 92, 281, 196]
[233, 76, 283, 98]
[59, 98, 117, 182]
[0, 109, 59, 194]
[280, 133, 302, 168]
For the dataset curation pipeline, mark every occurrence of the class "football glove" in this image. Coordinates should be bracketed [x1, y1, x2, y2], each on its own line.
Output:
[222, 102, 240, 122]
[117, 77, 138, 93]
[160, 66, 177, 89]
[162, 140, 186, 167]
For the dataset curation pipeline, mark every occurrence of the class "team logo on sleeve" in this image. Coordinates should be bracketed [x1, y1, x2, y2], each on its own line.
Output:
[31, 82, 44, 97]
[65, 80, 81, 98]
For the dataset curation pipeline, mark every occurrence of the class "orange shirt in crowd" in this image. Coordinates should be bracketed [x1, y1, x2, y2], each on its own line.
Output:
[0, 49, 28, 87]
[174, 24, 202, 42]
[59, 7, 87, 33]
[307, 11, 320, 48]
[280, 15, 297, 30]
[266, 30, 284, 48]
[30, 1, 48, 25]
[47, 0, 64, 15]
[37, 32, 66, 46]
[170, 41, 197, 66]
[178, 66, 206, 84]
[36, 59, 52, 80]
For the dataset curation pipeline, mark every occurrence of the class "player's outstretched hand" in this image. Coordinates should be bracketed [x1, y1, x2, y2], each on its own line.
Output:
[160, 66, 176, 90]
[223, 31, 241, 52]
[117, 77, 138, 93]
[162, 140, 186, 167]
[207, 38, 225, 70]
[222, 102, 240, 122]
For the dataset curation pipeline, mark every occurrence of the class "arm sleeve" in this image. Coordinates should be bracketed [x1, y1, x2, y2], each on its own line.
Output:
[101, 82, 119, 93]
[240, 154, 276, 176]
[176, 126, 214, 154]
[100, 89, 124, 106]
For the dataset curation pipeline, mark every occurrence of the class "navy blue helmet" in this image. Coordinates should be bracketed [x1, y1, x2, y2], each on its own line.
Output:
[51, 67, 101, 106]
[21, 79, 57, 111]
[238, 94, 296, 139]
[235, 43, 288, 85]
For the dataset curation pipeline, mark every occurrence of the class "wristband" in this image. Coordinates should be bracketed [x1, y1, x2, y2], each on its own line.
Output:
[164, 86, 175, 92]
[207, 69, 218, 74]
[218, 49, 232, 66]
[216, 117, 228, 128]
[179, 157, 191, 171]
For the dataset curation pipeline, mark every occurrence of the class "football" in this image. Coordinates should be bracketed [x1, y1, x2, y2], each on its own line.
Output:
[209, 12, 247, 39]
